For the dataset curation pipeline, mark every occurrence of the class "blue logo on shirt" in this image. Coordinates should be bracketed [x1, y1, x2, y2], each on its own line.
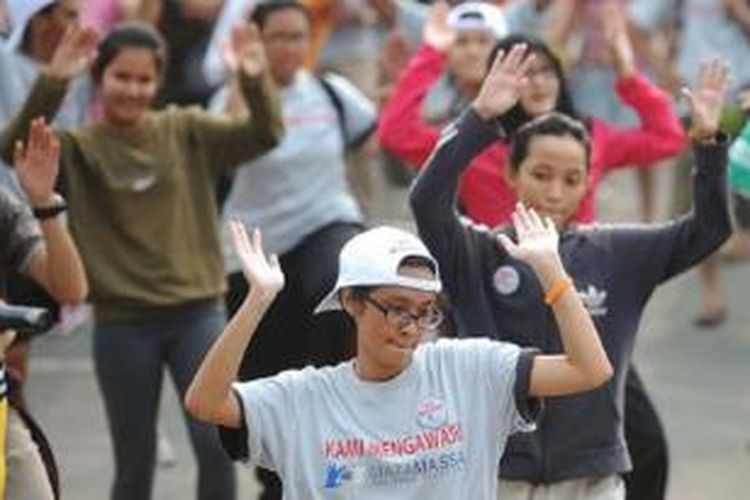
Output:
[324, 463, 351, 489]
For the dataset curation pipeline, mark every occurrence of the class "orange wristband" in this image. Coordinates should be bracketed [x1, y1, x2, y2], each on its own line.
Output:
[544, 277, 573, 306]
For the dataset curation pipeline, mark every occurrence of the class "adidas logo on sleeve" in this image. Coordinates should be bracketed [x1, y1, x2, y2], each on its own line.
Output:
[577, 285, 608, 317]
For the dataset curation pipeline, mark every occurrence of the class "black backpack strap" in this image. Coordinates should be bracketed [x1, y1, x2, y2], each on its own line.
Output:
[14, 403, 60, 500]
[317, 73, 349, 146]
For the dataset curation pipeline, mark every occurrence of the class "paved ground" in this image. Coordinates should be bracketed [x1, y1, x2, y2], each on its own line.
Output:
[23, 167, 750, 499]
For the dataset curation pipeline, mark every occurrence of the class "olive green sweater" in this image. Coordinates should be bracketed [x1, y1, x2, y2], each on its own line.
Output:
[1, 71, 283, 322]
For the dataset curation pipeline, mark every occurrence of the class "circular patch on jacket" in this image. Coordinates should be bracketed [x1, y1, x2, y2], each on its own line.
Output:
[493, 265, 520, 295]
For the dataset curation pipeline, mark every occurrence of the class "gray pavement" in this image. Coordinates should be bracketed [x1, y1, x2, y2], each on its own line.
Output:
[23, 168, 750, 499]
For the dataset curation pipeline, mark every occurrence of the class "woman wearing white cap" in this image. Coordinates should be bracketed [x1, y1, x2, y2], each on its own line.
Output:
[186, 208, 612, 498]
[380, 1, 684, 227]
[380, 1, 506, 141]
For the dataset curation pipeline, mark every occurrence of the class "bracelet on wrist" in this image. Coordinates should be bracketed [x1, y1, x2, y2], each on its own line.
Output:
[544, 276, 573, 306]
[32, 193, 67, 220]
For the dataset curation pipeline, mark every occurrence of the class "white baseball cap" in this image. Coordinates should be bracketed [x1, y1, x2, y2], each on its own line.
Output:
[315, 226, 442, 313]
[446, 1, 508, 39]
[6, 0, 56, 51]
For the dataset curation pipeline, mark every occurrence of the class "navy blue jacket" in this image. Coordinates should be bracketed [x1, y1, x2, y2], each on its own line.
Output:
[410, 109, 731, 483]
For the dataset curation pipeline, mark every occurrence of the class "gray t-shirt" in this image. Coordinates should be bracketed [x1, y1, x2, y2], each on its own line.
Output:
[232, 338, 537, 499]
[214, 70, 375, 267]
[0, 188, 41, 297]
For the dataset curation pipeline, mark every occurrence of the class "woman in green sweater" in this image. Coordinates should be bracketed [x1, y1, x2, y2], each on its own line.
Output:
[0, 21, 283, 500]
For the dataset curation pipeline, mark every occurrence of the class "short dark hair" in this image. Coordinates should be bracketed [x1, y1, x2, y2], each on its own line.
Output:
[91, 21, 167, 84]
[21, 3, 64, 54]
[347, 286, 371, 303]
[250, 0, 310, 29]
[488, 34, 581, 135]
[509, 112, 591, 173]
[398, 256, 436, 275]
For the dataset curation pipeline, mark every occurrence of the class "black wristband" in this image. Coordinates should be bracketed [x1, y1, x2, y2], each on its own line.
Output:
[32, 194, 67, 220]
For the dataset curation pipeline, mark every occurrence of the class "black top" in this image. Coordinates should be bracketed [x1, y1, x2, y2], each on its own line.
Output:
[410, 108, 732, 483]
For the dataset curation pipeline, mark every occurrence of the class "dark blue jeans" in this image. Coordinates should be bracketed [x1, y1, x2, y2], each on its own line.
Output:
[93, 298, 235, 500]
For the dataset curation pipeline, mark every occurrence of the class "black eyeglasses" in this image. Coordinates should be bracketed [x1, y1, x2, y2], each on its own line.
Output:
[363, 295, 443, 330]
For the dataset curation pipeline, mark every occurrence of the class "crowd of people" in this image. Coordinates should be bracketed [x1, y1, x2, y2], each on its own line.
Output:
[0, 1, 747, 499]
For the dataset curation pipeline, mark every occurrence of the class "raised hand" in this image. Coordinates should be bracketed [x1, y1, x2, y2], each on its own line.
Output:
[47, 24, 100, 81]
[423, 1, 455, 52]
[472, 44, 534, 120]
[14, 118, 61, 207]
[682, 59, 730, 140]
[603, 0, 635, 78]
[230, 221, 285, 300]
[379, 31, 410, 83]
[498, 203, 565, 286]
[228, 21, 267, 78]
[219, 36, 239, 75]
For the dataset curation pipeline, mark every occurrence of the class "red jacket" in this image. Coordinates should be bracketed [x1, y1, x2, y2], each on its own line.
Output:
[378, 45, 687, 226]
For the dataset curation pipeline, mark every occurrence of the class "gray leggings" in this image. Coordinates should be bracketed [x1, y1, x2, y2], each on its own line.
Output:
[93, 299, 235, 500]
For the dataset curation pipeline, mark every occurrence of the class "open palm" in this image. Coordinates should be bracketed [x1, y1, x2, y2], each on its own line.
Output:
[423, 2, 454, 52]
[14, 118, 60, 206]
[230, 221, 285, 299]
[48, 24, 100, 80]
[473, 43, 534, 119]
[498, 203, 560, 274]
[230, 22, 267, 78]
[683, 59, 730, 139]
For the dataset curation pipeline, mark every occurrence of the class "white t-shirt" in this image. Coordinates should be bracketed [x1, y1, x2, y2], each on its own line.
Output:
[229, 338, 538, 499]
[214, 69, 375, 264]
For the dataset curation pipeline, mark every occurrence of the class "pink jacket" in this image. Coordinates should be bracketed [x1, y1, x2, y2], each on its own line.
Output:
[378, 45, 687, 226]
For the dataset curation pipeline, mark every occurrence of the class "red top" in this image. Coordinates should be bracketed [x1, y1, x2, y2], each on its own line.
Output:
[378, 45, 687, 226]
